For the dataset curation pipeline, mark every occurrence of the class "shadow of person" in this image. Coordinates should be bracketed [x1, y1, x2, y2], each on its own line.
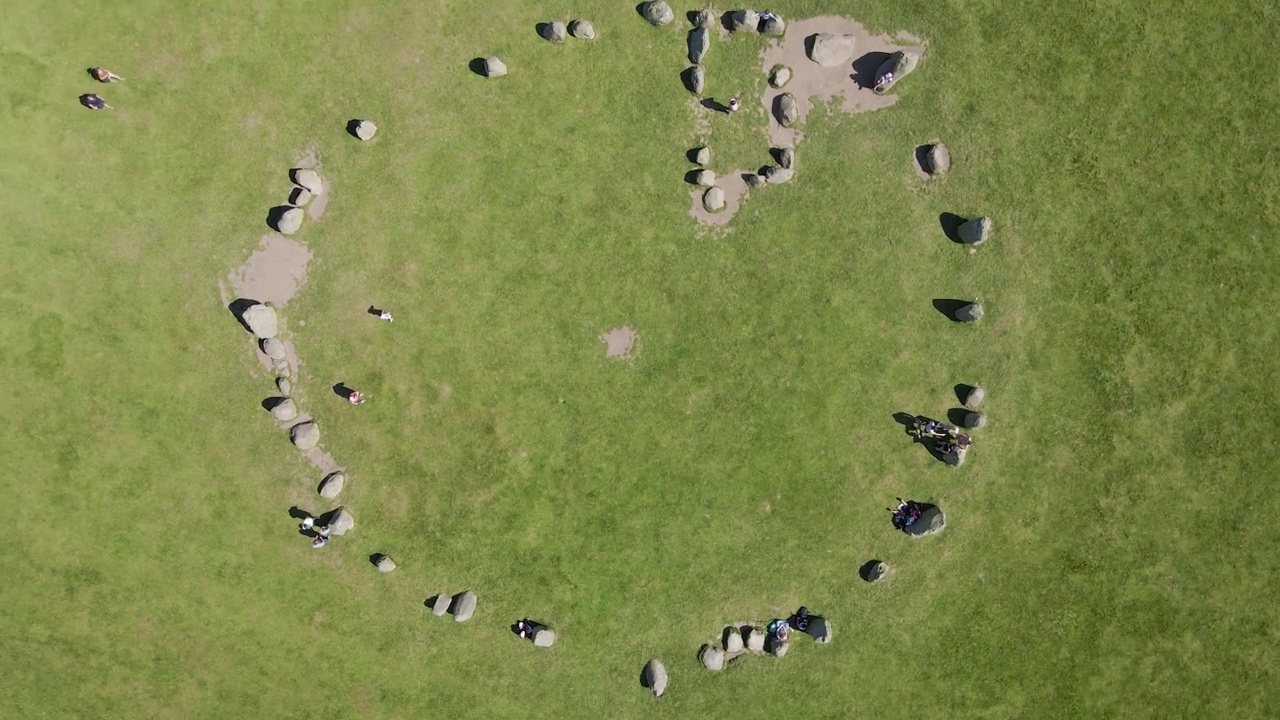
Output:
[851, 51, 891, 89]
[939, 212, 966, 243]
[931, 299, 970, 321]
[892, 412, 919, 435]
[701, 98, 729, 113]
[332, 382, 352, 399]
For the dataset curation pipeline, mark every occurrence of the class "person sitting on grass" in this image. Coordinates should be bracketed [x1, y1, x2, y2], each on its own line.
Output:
[311, 534, 329, 549]
[80, 94, 110, 110]
[91, 67, 123, 83]
[790, 606, 810, 632]
[767, 618, 789, 643]
[915, 417, 948, 439]
[889, 498, 922, 530]
[514, 619, 541, 640]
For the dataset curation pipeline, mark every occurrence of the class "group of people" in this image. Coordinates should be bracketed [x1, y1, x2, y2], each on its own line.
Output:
[912, 416, 972, 459]
[299, 515, 332, 549]
[888, 498, 923, 531]
[81, 66, 123, 110]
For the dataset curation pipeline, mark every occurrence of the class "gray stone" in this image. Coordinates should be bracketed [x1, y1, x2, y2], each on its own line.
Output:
[261, 337, 286, 360]
[290, 421, 320, 450]
[293, 168, 323, 194]
[701, 645, 725, 671]
[642, 659, 668, 696]
[318, 471, 345, 499]
[963, 386, 986, 409]
[745, 173, 765, 187]
[482, 57, 507, 77]
[687, 66, 705, 95]
[874, 50, 922, 95]
[778, 147, 794, 169]
[276, 207, 303, 235]
[431, 594, 450, 617]
[703, 187, 726, 212]
[568, 19, 595, 39]
[688, 28, 710, 64]
[906, 506, 946, 537]
[533, 628, 556, 647]
[694, 169, 716, 187]
[763, 166, 794, 184]
[355, 120, 377, 140]
[777, 92, 798, 126]
[450, 590, 477, 622]
[241, 304, 278, 339]
[768, 64, 792, 88]
[328, 506, 354, 536]
[693, 146, 710, 165]
[276, 376, 292, 395]
[808, 33, 857, 67]
[759, 14, 784, 35]
[540, 21, 567, 43]
[289, 188, 313, 207]
[768, 638, 789, 657]
[728, 10, 760, 32]
[866, 561, 888, 582]
[375, 555, 397, 573]
[808, 616, 833, 643]
[746, 628, 766, 652]
[269, 398, 298, 422]
[964, 412, 987, 429]
[640, 1, 674, 26]
[956, 303, 985, 323]
[927, 143, 951, 174]
[959, 216, 992, 245]
[724, 629, 744, 653]
[693, 9, 714, 28]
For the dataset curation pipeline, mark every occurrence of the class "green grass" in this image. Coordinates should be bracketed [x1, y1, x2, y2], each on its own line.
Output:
[2, 0, 1278, 717]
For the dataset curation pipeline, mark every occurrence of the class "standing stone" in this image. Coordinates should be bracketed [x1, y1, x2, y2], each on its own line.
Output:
[728, 10, 760, 32]
[956, 303, 985, 323]
[290, 421, 320, 450]
[763, 166, 794, 184]
[778, 148, 794, 170]
[927, 143, 951, 174]
[703, 187, 726, 212]
[777, 92, 798, 126]
[431, 594, 450, 617]
[482, 57, 507, 77]
[768, 64, 792, 88]
[540, 21, 567, 43]
[725, 629, 745, 653]
[964, 412, 987, 429]
[269, 398, 298, 422]
[261, 338, 287, 360]
[640, 1, 674, 26]
[289, 188, 313, 207]
[688, 28, 710, 64]
[745, 173, 765, 187]
[328, 506, 354, 535]
[693, 169, 716, 187]
[807, 617, 833, 643]
[873, 50, 922, 94]
[693, 146, 710, 165]
[318, 471, 345, 499]
[746, 628, 766, 652]
[568, 19, 596, 39]
[354, 120, 377, 140]
[241, 304, 278, 339]
[958, 216, 992, 245]
[866, 561, 888, 582]
[450, 591, 477, 622]
[276, 207, 303, 235]
[533, 628, 556, 647]
[693, 9, 714, 28]
[687, 66, 705, 95]
[807, 33, 857, 67]
[276, 376, 292, 395]
[642, 659, 668, 697]
[294, 168, 323, 194]
[375, 555, 397, 573]
[759, 14, 785, 35]
[963, 386, 986, 409]
[700, 645, 725, 671]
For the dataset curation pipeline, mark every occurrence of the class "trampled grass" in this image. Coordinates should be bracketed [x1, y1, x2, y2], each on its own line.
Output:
[1, 1, 1277, 718]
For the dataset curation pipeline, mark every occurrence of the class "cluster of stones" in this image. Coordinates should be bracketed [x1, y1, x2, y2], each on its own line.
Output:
[271, 167, 323, 236]
[428, 590, 479, 623]
[539, 18, 596, 42]
[700, 616, 832, 672]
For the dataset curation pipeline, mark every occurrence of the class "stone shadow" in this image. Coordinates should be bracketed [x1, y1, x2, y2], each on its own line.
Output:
[931, 298, 971, 321]
[939, 212, 966, 243]
[851, 51, 891, 89]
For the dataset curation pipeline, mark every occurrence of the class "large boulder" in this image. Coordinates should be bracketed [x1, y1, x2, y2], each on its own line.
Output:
[778, 147, 794, 170]
[926, 143, 951, 175]
[318, 471, 345, 499]
[700, 645, 725, 671]
[959, 216, 992, 245]
[703, 187, 726, 212]
[963, 386, 986, 409]
[481, 57, 507, 77]
[777, 92, 799, 126]
[688, 28, 710, 64]
[759, 14, 785, 36]
[865, 561, 889, 582]
[261, 338, 287, 360]
[540, 21, 567, 43]
[906, 506, 946, 536]
[745, 173, 765, 188]
[289, 188, 313, 207]
[686, 66, 705, 95]
[807, 616, 833, 643]
[642, 659, 668, 697]
[746, 628, 766, 652]
[768, 64, 791, 88]
[241, 303, 278, 339]
[639, 1, 674, 26]
[276, 207, 303, 235]
[693, 9, 714, 28]
[354, 120, 377, 140]
[763, 166, 794, 184]
[568, 19, 595, 39]
[956, 303, 985, 323]
[293, 168, 322, 194]
[693, 169, 716, 187]
[873, 50, 922, 95]
[533, 628, 556, 647]
[693, 146, 710, 165]
[450, 590, 477, 622]
[964, 411, 987, 429]
[728, 10, 760, 32]
[290, 421, 320, 450]
[375, 555, 397, 573]
[276, 376, 292, 395]
[431, 594, 450, 617]
[328, 506, 354, 536]
[269, 398, 298, 422]
[808, 33, 857, 67]
[724, 629, 744, 653]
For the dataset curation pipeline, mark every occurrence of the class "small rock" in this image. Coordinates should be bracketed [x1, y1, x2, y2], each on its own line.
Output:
[701, 645, 725, 671]
[693, 9, 714, 28]
[768, 64, 792, 88]
[642, 659, 668, 696]
[956, 303, 985, 323]
[540, 21, 567, 43]
[318, 471, 345, 499]
[866, 561, 888, 582]
[963, 386, 986, 409]
[276, 376, 292, 395]
[808, 33, 857, 67]
[873, 50, 922, 95]
[354, 120, 377, 141]
[533, 628, 556, 647]
[964, 411, 987, 429]
[725, 629, 744, 653]
[808, 616, 833, 643]
[431, 594, 450, 617]
[759, 14, 785, 35]
[450, 590, 477, 622]
[269, 398, 298, 422]
[693, 146, 710, 165]
[746, 628, 766, 652]
[568, 19, 596, 39]
[293, 168, 323, 194]
[745, 173, 765, 188]
[640, 1, 674, 26]
[959, 217, 992, 245]
[777, 92, 798, 126]
[687, 66, 705, 95]
[328, 506, 354, 535]
[482, 57, 507, 77]
[778, 147, 794, 169]
[703, 186, 726, 212]
[241, 304, 278, 339]
[290, 421, 320, 450]
[375, 555, 397, 573]
[763, 166, 794, 184]
[728, 9, 760, 32]
[261, 337, 287, 360]
[694, 169, 716, 187]
[927, 143, 951, 174]
[276, 207, 304, 235]
[688, 28, 710, 64]
[289, 188, 313, 207]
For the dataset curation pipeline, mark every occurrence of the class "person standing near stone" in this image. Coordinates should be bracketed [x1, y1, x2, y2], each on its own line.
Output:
[727, 97, 741, 114]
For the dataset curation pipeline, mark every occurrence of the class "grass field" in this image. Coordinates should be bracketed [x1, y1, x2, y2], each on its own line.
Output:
[2, 1, 1279, 718]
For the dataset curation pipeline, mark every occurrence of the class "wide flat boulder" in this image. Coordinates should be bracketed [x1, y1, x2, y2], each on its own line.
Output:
[639, 1, 674, 26]
[956, 303, 985, 323]
[354, 120, 377, 140]
[269, 397, 298, 422]
[701, 645, 725, 670]
[431, 593, 450, 617]
[763, 166, 794, 184]
[808, 33, 857, 67]
[540, 21, 567, 43]
[568, 19, 595, 39]
[450, 590, 477, 622]
[533, 628, 556, 647]
[703, 187, 726, 212]
[375, 555, 396, 573]
[241, 303, 278, 339]
[481, 57, 507, 77]
[290, 421, 320, 450]
[328, 506, 354, 536]
[905, 506, 946, 537]
[318, 471, 345, 499]
[874, 50, 922, 94]
[728, 10, 760, 32]
[777, 92, 799, 126]
[688, 28, 710, 64]
[959, 216, 992, 245]
[807, 616, 833, 643]
[293, 168, 322, 194]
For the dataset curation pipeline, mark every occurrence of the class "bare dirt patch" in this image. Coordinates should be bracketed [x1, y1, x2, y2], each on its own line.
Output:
[228, 234, 312, 307]
[689, 170, 753, 226]
[600, 327, 640, 359]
